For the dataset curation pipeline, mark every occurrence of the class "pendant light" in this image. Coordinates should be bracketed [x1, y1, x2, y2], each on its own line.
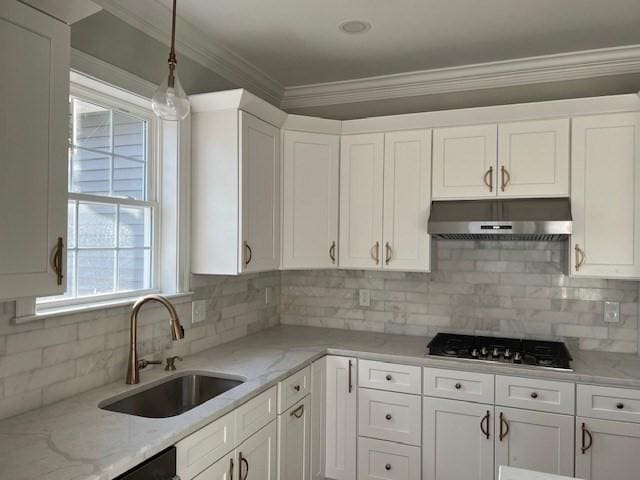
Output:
[151, 0, 190, 121]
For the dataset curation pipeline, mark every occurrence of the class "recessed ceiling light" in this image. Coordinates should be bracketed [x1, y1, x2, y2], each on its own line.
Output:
[338, 20, 372, 35]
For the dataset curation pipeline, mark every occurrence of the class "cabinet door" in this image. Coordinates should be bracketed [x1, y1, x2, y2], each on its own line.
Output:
[576, 417, 640, 480]
[571, 113, 640, 278]
[325, 356, 357, 480]
[193, 452, 235, 480]
[495, 407, 574, 477]
[383, 130, 431, 272]
[432, 124, 497, 199]
[423, 397, 494, 480]
[237, 420, 278, 480]
[498, 118, 569, 197]
[240, 112, 280, 273]
[0, 1, 69, 299]
[310, 358, 327, 480]
[339, 134, 384, 269]
[282, 131, 339, 269]
[278, 396, 311, 480]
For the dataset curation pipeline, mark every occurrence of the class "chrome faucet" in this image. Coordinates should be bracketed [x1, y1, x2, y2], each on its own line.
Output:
[126, 294, 185, 384]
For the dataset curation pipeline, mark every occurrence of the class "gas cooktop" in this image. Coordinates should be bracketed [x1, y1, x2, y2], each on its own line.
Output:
[426, 333, 573, 371]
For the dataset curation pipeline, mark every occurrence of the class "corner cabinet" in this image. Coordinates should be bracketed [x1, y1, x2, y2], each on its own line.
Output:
[191, 100, 281, 275]
[340, 130, 431, 272]
[281, 131, 339, 269]
[0, 0, 69, 300]
[571, 112, 640, 279]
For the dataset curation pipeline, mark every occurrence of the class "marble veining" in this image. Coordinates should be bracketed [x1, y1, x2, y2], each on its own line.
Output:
[0, 325, 639, 480]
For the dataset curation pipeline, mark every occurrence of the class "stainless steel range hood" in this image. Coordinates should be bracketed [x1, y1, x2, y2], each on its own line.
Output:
[428, 198, 572, 240]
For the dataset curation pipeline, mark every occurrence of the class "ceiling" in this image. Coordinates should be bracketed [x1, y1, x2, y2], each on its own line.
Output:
[160, 0, 640, 87]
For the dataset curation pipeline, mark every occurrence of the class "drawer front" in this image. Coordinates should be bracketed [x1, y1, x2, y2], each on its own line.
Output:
[496, 375, 575, 414]
[278, 366, 311, 414]
[578, 384, 640, 423]
[357, 437, 421, 480]
[235, 386, 277, 444]
[358, 388, 421, 446]
[423, 367, 494, 403]
[176, 411, 235, 480]
[359, 360, 421, 395]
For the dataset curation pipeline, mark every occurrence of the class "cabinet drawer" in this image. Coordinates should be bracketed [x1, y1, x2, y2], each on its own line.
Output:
[235, 386, 277, 444]
[278, 366, 311, 414]
[358, 388, 421, 446]
[359, 360, 421, 394]
[496, 375, 575, 414]
[357, 437, 421, 480]
[578, 384, 640, 423]
[176, 411, 235, 480]
[423, 367, 494, 403]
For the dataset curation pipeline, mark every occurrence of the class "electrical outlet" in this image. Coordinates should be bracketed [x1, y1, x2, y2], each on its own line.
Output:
[265, 286, 272, 305]
[359, 289, 370, 307]
[604, 301, 620, 323]
[192, 300, 206, 323]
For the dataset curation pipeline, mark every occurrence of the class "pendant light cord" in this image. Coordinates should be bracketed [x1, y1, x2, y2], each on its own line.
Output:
[168, 0, 178, 88]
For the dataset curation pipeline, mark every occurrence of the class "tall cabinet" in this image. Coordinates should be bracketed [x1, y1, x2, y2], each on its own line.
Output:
[339, 130, 431, 272]
[571, 112, 640, 278]
[0, 0, 69, 300]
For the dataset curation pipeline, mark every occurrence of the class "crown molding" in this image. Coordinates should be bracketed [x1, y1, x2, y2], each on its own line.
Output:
[281, 45, 640, 110]
[91, 0, 285, 105]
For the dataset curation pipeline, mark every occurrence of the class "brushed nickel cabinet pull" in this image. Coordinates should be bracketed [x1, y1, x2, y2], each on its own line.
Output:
[239, 452, 249, 480]
[483, 166, 493, 192]
[52, 237, 64, 286]
[530, 392, 538, 399]
[454, 382, 462, 390]
[575, 244, 585, 271]
[348, 359, 353, 393]
[385, 413, 392, 420]
[616, 402, 624, 409]
[385, 464, 391, 471]
[229, 457, 234, 480]
[291, 404, 304, 418]
[581, 422, 593, 454]
[244, 241, 252, 266]
[293, 384, 301, 392]
[329, 241, 336, 264]
[385, 242, 392, 265]
[386, 374, 392, 381]
[501, 165, 511, 191]
[370, 241, 380, 265]
[480, 410, 490, 439]
[499, 412, 509, 441]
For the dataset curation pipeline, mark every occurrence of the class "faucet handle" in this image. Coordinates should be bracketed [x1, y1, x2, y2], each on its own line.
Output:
[138, 358, 162, 370]
[165, 355, 183, 371]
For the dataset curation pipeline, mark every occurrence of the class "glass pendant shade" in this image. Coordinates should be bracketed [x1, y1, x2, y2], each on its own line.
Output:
[151, 72, 190, 121]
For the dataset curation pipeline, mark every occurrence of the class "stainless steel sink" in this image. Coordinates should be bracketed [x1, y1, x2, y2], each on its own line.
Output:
[99, 373, 244, 418]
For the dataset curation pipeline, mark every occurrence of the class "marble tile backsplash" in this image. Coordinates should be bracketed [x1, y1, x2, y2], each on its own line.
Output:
[0, 272, 279, 419]
[281, 241, 640, 355]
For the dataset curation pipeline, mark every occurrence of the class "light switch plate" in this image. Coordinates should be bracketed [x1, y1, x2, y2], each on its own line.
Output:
[192, 300, 206, 323]
[604, 301, 620, 323]
[359, 289, 370, 307]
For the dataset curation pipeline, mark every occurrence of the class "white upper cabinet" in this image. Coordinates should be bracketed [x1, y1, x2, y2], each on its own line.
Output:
[281, 131, 339, 269]
[383, 130, 431, 272]
[571, 113, 640, 279]
[0, 1, 69, 300]
[339, 134, 384, 269]
[241, 113, 280, 273]
[191, 98, 282, 275]
[432, 124, 497, 199]
[498, 118, 570, 197]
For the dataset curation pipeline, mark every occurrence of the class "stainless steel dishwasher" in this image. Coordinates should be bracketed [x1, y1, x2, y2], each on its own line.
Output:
[115, 446, 177, 480]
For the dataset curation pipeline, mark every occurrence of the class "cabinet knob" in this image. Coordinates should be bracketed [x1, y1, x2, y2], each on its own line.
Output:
[385, 464, 391, 471]
[530, 392, 538, 399]
[385, 414, 392, 420]
[385, 374, 392, 381]
[454, 383, 462, 390]
[293, 385, 301, 392]
[617, 402, 624, 409]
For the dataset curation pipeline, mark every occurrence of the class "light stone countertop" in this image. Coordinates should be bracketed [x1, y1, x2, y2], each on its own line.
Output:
[0, 325, 639, 480]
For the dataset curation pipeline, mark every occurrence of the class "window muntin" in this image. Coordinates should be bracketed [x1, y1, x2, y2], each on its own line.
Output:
[39, 95, 156, 305]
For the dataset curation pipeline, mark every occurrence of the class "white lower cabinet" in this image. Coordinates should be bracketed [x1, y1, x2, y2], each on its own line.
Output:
[278, 396, 311, 480]
[422, 397, 494, 480]
[575, 417, 640, 480]
[194, 452, 234, 480]
[358, 437, 421, 480]
[494, 407, 574, 477]
[325, 356, 357, 480]
[310, 358, 327, 480]
[358, 388, 421, 446]
[237, 420, 278, 480]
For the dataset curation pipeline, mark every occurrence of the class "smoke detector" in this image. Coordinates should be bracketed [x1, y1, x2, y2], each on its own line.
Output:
[339, 20, 372, 35]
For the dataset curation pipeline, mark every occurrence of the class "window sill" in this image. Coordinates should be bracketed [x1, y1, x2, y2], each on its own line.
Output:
[13, 292, 194, 324]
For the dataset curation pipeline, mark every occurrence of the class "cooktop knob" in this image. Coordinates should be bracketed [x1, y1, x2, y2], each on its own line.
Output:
[471, 348, 479, 358]
[514, 352, 522, 363]
[481, 347, 488, 357]
[504, 348, 512, 359]
[492, 348, 500, 358]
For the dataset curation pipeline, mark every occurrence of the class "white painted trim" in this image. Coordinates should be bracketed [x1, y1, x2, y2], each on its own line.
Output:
[282, 114, 342, 135]
[190, 89, 288, 127]
[90, 0, 284, 105]
[282, 45, 640, 110]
